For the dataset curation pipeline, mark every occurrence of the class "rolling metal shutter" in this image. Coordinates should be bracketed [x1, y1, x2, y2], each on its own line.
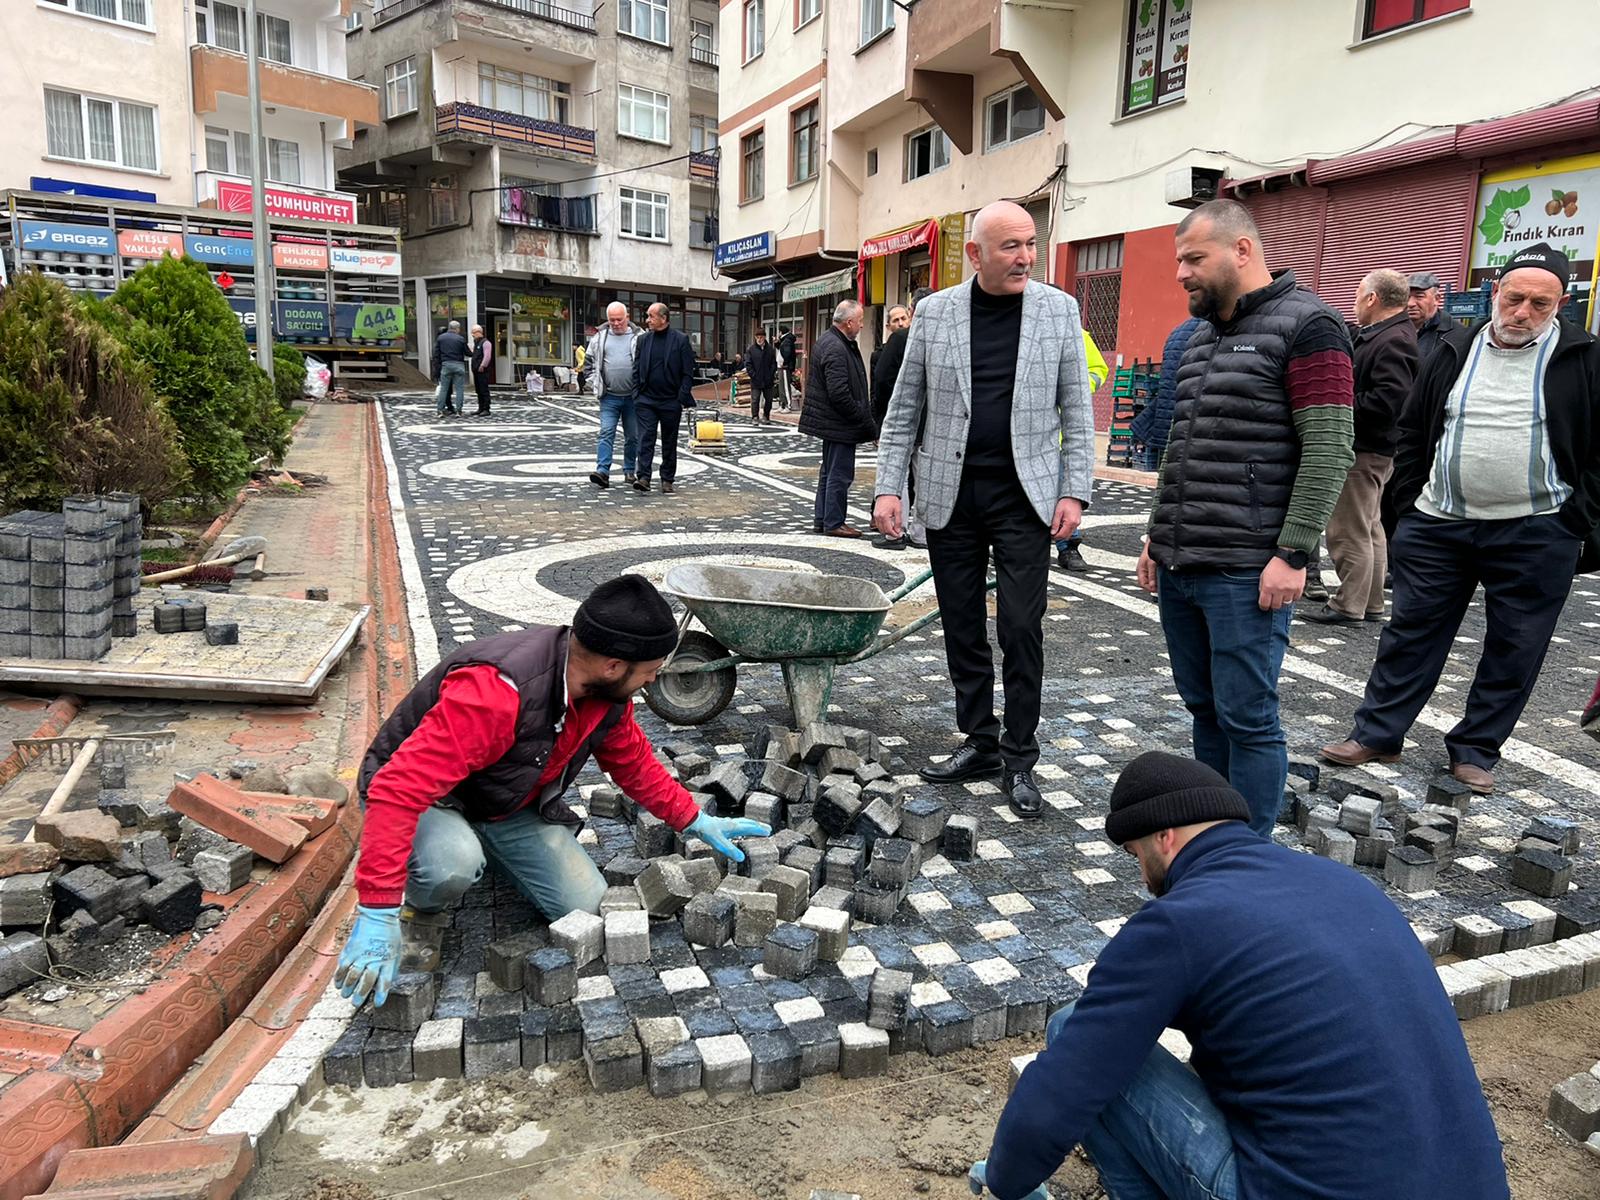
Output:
[1315, 161, 1479, 318]
[1243, 186, 1329, 291]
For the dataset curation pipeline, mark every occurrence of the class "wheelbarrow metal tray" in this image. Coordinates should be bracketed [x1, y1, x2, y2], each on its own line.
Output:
[663, 564, 890, 661]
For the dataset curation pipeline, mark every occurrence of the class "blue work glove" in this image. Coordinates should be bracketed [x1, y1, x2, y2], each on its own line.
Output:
[968, 1160, 1049, 1200]
[334, 904, 401, 1008]
[686, 812, 771, 863]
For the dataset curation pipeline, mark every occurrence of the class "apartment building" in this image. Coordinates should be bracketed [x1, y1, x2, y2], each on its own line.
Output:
[340, 0, 735, 381]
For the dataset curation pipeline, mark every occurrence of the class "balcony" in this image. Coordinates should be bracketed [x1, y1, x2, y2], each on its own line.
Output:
[499, 189, 598, 234]
[374, 0, 595, 33]
[690, 44, 718, 67]
[190, 45, 379, 132]
[435, 101, 596, 158]
[689, 150, 719, 182]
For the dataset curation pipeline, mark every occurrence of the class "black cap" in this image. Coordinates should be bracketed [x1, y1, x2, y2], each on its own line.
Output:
[572, 575, 679, 662]
[1104, 752, 1251, 846]
[1498, 242, 1571, 290]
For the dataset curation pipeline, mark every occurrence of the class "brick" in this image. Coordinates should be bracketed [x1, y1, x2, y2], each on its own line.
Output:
[1512, 847, 1573, 899]
[0, 840, 59, 878]
[942, 814, 979, 861]
[0, 871, 52, 925]
[798, 906, 850, 961]
[1384, 846, 1437, 893]
[733, 890, 778, 948]
[550, 909, 605, 967]
[33, 810, 122, 862]
[585, 1031, 644, 1092]
[764, 923, 819, 981]
[168, 776, 307, 863]
[697, 1032, 752, 1092]
[56, 863, 121, 921]
[138, 872, 202, 933]
[1550, 1072, 1600, 1142]
[373, 972, 437, 1032]
[0, 931, 49, 997]
[464, 1014, 522, 1079]
[413, 1017, 464, 1081]
[193, 843, 254, 894]
[236, 791, 340, 838]
[605, 909, 652, 965]
[760, 864, 812, 921]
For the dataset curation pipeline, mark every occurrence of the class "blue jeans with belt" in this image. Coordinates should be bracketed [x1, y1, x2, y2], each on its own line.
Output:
[404, 804, 607, 919]
[596, 392, 638, 477]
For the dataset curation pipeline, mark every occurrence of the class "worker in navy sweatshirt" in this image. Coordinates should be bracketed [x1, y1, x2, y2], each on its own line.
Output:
[971, 751, 1508, 1200]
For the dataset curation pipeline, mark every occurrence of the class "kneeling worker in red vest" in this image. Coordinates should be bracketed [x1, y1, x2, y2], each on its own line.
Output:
[335, 575, 769, 1007]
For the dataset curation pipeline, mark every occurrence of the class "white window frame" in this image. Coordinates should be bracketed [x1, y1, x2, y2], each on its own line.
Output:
[257, 10, 292, 64]
[904, 124, 951, 181]
[743, 0, 764, 63]
[984, 82, 1046, 152]
[384, 58, 418, 118]
[690, 114, 718, 154]
[859, 0, 893, 46]
[43, 87, 160, 173]
[194, 2, 292, 64]
[204, 124, 232, 173]
[267, 137, 300, 185]
[618, 0, 669, 46]
[618, 185, 670, 243]
[790, 101, 819, 184]
[796, 0, 820, 28]
[39, 0, 153, 30]
[617, 83, 670, 145]
[478, 63, 571, 124]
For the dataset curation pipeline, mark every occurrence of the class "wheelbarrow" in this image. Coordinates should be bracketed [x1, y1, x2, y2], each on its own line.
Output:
[643, 562, 993, 728]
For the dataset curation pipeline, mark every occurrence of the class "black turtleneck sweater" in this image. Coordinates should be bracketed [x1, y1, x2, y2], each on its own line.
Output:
[966, 281, 1025, 469]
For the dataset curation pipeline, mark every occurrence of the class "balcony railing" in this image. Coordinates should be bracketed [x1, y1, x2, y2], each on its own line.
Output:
[500, 190, 599, 234]
[690, 44, 719, 67]
[689, 150, 719, 181]
[436, 102, 596, 157]
[375, 0, 596, 32]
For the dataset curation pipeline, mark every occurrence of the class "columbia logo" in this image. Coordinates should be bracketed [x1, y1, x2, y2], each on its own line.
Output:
[1230, 343, 1258, 352]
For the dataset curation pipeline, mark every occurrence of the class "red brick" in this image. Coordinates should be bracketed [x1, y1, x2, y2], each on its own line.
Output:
[22, 1134, 252, 1200]
[0, 843, 60, 879]
[167, 778, 306, 864]
[236, 791, 338, 838]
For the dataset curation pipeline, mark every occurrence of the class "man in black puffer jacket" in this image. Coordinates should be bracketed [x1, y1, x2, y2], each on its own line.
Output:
[800, 300, 875, 536]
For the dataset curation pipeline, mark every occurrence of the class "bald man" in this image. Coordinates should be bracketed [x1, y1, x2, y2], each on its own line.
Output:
[874, 201, 1095, 818]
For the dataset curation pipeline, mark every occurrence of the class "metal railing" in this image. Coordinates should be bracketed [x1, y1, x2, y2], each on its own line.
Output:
[689, 150, 720, 181]
[690, 44, 719, 67]
[375, 0, 596, 32]
[436, 102, 597, 156]
[499, 191, 599, 233]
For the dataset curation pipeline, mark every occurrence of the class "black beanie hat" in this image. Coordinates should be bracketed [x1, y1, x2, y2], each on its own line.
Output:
[572, 575, 678, 662]
[1104, 752, 1250, 846]
[1498, 242, 1571, 292]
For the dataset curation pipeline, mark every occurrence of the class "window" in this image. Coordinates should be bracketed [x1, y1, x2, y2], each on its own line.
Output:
[740, 127, 765, 202]
[1122, 0, 1190, 115]
[233, 130, 253, 177]
[385, 58, 418, 118]
[743, 0, 764, 62]
[985, 83, 1045, 151]
[690, 114, 718, 153]
[866, 148, 878, 176]
[428, 174, 460, 228]
[258, 12, 291, 63]
[44, 88, 158, 171]
[790, 102, 819, 184]
[501, 180, 597, 232]
[1363, 0, 1469, 37]
[859, 0, 892, 46]
[195, 2, 292, 63]
[204, 125, 231, 173]
[268, 138, 300, 184]
[41, 0, 152, 29]
[617, 83, 669, 144]
[904, 125, 950, 181]
[690, 198, 717, 248]
[480, 64, 571, 124]
[1072, 236, 1124, 354]
[619, 0, 669, 45]
[796, 0, 820, 28]
[690, 19, 717, 63]
[619, 186, 669, 241]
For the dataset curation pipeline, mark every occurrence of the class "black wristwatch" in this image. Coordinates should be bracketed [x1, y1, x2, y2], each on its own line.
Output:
[1273, 547, 1310, 570]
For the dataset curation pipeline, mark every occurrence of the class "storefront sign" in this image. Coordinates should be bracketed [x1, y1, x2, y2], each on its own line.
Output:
[184, 233, 255, 265]
[782, 266, 855, 304]
[1158, 0, 1191, 105]
[1469, 154, 1600, 298]
[715, 231, 775, 268]
[216, 179, 358, 225]
[511, 294, 569, 319]
[117, 229, 184, 259]
[330, 246, 402, 276]
[333, 302, 405, 341]
[18, 220, 114, 254]
[860, 219, 940, 261]
[274, 299, 332, 340]
[1125, 0, 1190, 116]
[939, 213, 965, 288]
[227, 297, 259, 344]
[273, 241, 330, 272]
[728, 275, 778, 298]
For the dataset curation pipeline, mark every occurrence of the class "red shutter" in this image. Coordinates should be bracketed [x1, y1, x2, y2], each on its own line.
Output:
[1315, 161, 1479, 317]
[1243, 186, 1329, 290]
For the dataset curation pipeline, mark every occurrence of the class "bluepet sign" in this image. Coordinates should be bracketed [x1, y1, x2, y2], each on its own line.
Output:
[19, 220, 114, 254]
[714, 231, 774, 268]
[183, 233, 255, 265]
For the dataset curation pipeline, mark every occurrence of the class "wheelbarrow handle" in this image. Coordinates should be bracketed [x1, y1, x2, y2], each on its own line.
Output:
[661, 606, 697, 670]
[884, 567, 935, 604]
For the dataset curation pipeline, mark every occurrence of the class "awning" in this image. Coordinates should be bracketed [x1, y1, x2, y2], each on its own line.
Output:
[782, 265, 855, 304]
[857, 218, 942, 302]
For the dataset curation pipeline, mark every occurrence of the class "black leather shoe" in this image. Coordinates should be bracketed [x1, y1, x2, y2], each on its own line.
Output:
[1004, 770, 1044, 819]
[920, 742, 1003, 783]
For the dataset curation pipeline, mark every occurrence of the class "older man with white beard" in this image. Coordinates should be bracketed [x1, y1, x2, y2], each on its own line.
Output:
[1323, 244, 1600, 794]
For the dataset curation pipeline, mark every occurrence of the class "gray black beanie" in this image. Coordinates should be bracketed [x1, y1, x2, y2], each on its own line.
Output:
[1104, 752, 1250, 845]
[572, 574, 678, 662]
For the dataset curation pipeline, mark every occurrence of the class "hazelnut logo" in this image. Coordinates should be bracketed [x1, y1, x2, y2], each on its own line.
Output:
[1545, 190, 1580, 218]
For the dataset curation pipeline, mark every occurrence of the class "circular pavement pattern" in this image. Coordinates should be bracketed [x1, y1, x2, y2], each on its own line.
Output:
[396, 421, 594, 437]
[420, 455, 711, 483]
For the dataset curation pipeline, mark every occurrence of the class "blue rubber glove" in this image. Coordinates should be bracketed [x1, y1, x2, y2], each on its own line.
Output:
[968, 1160, 1049, 1200]
[334, 904, 401, 1008]
[686, 812, 772, 863]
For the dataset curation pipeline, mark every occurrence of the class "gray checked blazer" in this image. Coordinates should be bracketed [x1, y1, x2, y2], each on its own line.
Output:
[874, 279, 1096, 531]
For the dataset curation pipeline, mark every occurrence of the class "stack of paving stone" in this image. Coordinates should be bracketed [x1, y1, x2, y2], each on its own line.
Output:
[1512, 815, 1580, 899]
[0, 494, 143, 660]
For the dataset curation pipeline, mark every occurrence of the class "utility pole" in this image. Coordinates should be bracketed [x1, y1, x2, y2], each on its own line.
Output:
[246, 0, 274, 378]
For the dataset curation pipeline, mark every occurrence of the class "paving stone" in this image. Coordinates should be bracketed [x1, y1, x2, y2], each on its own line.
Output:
[1555, 896, 1600, 940]
[599, 885, 643, 916]
[1404, 825, 1454, 864]
[697, 1032, 752, 1092]
[799, 722, 848, 765]
[734, 890, 779, 948]
[682, 892, 736, 948]
[943, 814, 979, 861]
[605, 909, 652, 965]
[487, 929, 548, 991]
[0, 932, 49, 998]
[138, 872, 202, 933]
[699, 761, 751, 810]
[1326, 774, 1401, 815]
[1384, 846, 1438, 893]
[363, 1027, 414, 1087]
[0, 872, 53, 925]
[764, 923, 819, 981]
[588, 783, 624, 819]
[852, 878, 900, 925]
[193, 844, 254, 894]
[1525, 816, 1580, 856]
[322, 1025, 370, 1087]
[797, 906, 850, 962]
[175, 816, 230, 865]
[837, 1021, 890, 1079]
[55, 864, 120, 921]
[747, 1029, 802, 1093]
[633, 810, 676, 858]
[867, 967, 912, 1031]
[1451, 915, 1505, 959]
[33, 811, 122, 863]
[760, 864, 811, 921]
[550, 909, 605, 967]
[898, 796, 948, 844]
[648, 1040, 703, 1097]
[604, 854, 650, 886]
[740, 837, 781, 880]
[636, 859, 696, 916]
[1502, 900, 1557, 947]
[1425, 776, 1475, 812]
[791, 1016, 841, 1076]
[463, 1014, 522, 1079]
[526, 947, 577, 1006]
[1550, 1072, 1600, 1142]
[744, 792, 786, 831]
[413, 1018, 465, 1081]
[869, 837, 918, 887]
[1337, 798, 1380, 837]
[518, 1008, 549, 1068]
[585, 1030, 644, 1092]
[1353, 829, 1396, 869]
[815, 788, 864, 837]
[758, 760, 807, 802]
[371, 972, 437, 1032]
[996, 978, 1049, 1036]
[823, 844, 864, 888]
[922, 1000, 975, 1056]
[545, 1005, 584, 1063]
[1511, 847, 1573, 899]
[1307, 826, 1356, 866]
[680, 855, 724, 895]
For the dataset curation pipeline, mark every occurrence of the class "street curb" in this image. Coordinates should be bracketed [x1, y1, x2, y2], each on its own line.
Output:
[0, 695, 81, 791]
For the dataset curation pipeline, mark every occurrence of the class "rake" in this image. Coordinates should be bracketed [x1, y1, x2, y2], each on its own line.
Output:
[13, 730, 177, 843]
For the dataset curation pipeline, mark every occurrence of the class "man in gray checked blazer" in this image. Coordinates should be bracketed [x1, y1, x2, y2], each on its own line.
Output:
[874, 201, 1096, 818]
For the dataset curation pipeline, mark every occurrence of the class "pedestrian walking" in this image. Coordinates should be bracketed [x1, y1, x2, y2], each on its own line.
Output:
[870, 289, 931, 551]
[776, 326, 798, 411]
[432, 320, 470, 416]
[874, 200, 1095, 819]
[1407, 270, 1461, 364]
[1053, 329, 1108, 571]
[470, 324, 494, 415]
[800, 300, 875, 538]
[1137, 199, 1355, 835]
[1322, 244, 1600, 794]
[632, 303, 696, 495]
[970, 752, 1509, 1200]
[743, 328, 778, 424]
[586, 303, 639, 489]
[1302, 269, 1418, 625]
[333, 576, 771, 1007]
[1129, 315, 1204, 471]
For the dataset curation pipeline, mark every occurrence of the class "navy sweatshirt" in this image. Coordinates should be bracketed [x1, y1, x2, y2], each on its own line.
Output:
[985, 824, 1508, 1200]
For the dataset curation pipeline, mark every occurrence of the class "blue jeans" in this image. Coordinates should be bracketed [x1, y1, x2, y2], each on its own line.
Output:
[1157, 568, 1291, 834]
[405, 804, 607, 919]
[596, 392, 638, 476]
[814, 440, 856, 530]
[435, 362, 466, 414]
[1048, 1004, 1239, 1200]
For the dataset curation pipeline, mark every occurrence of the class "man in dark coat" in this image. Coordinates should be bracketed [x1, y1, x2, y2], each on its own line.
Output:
[470, 324, 494, 415]
[800, 300, 874, 537]
[870, 304, 913, 430]
[632, 303, 697, 495]
[1407, 271, 1460, 364]
[776, 326, 798, 410]
[432, 320, 470, 416]
[1129, 315, 1204, 470]
[743, 328, 778, 424]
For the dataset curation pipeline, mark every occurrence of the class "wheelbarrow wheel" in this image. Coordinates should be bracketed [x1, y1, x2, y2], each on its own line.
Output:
[645, 631, 737, 726]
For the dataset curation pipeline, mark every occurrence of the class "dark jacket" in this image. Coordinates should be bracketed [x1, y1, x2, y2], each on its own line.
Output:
[433, 329, 469, 378]
[1415, 308, 1460, 366]
[634, 325, 697, 408]
[799, 326, 875, 444]
[1148, 271, 1352, 571]
[1387, 317, 1600, 572]
[471, 336, 493, 377]
[777, 331, 797, 368]
[359, 627, 622, 829]
[1350, 311, 1418, 456]
[984, 823, 1508, 1200]
[743, 340, 777, 389]
[1129, 316, 1203, 452]
[871, 327, 909, 430]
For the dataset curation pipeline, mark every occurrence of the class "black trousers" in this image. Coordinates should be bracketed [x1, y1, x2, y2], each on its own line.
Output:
[926, 470, 1051, 770]
[635, 396, 683, 483]
[1351, 511, 1581, 769]
[473, 372, 491, 413]
[750, 384, 773, 421]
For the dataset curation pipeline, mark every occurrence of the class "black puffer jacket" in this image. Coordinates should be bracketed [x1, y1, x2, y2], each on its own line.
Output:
[800, 326, 875, 444]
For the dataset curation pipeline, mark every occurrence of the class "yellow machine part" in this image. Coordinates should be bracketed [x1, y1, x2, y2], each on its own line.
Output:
[694, 417, 725, 442]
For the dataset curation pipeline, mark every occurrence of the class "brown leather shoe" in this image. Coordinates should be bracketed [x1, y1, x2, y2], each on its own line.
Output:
[662, 480, 675, 494]
[824, 525, 863, 538]
[1319, 739, 1401, 766]
[1450, 762, 1494, 794]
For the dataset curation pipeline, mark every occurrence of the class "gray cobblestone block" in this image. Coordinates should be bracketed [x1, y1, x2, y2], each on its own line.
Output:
[545, 1004, 583, 1063]
[62, 634, 110, 661]
[995, 978, 1048, 1037]
[673, 752, 712, 781]
[748, 1029, 802, 1094]
[1525, 816, 1580, 856]
[476, 993, 527, 1019]
[56, 865, 120, 922]
[1336, 797, 1380, 837]
[647, 1039, 702, 1097]
[587, 783, 624, 819]
[29, 557, 65, 589]
[62, 586, 112, 617]
[134, 796, 182, 837]
[1415, 804, 1461, 838]
[152, 603, 185, 635]
[764, 924, 819, 981]
[758, 760, 807, 802]
[204, 621, 239, 646]
[526, 947, 577, 1006]
[29, 634, 64, 659]
[869, 838, 917, 888]
[898, 796, 948, 844]
[1555, 897, 1600, 941]
[792, 817, 826, 849]
[1326, 773, 1401, 815]
[797, 906, 850, 962]
[605, 909, 651, 965]
[1304, 804, 1339, 835]
[699, 761, 751, 811]
[1512, 848, 1572, 899]
[837, 1022, 889, 1079]
[1285, 755, 1321, 789]
[0, 931, 48, 998]
[322, 1024, 369, 1087]
[678, 855, 723, 896]
[1423, 775, 1474, 812]
[817, 747, 863, 780]
[464, 1014, 522, 1079]
[413, 1017, 464, 1082]
[1307, 826, 1356, 866]
[364, 1027, 414, 1087]
[0, 873, 52, 926]
[791, 1017, 841, 1076]
[517, 1008, 549, 1068]
[1501, 901, 1557, 947]
[852, 878, 900, 925]
[175, 816, 229, 865]
[1550, 1072, 1600, 1142]
[1515, 836, 1565, 860]
[815, 788, 864, 837]
[681, 892, 736, 948]
[110, 872, 149, 916]
[603, 854, 649, 886]
[922, 1000, 975, 1056]
[599, 885, 642, 916]
[585, 1030, 644, 1093]
[550, 909, 605, 967]
[138, 873, 201, 933]
[1353, 829, 1395, 869]
[633, 810, 676, 858]
[739, 837, 780, 881]
[1384, 846, 1438, 893]
[781, 843, 824, 891]
[635, 1014, 690, 1065]
[867, 968, 912, 1031]
[636, 859, 695, 917]
[760, 865, 811, 921]
[193, 844, 253, 894]
[180, 603, 207, 632]
[942, 814, 979, 861]
[697, 1033, 752, 1092]
[716, 873, 762, 898]
[733, 890, 779, 949]
[96, 789, 141, 827]
[958, 986, 1008, 1044]
[857, 797, 901, 844]
[823, 845, 863, 888]
[373, 972, 437, 1032]
[798, 721, 848, 765]
[1452, 915, 1505, 958]
[1404, 826, 1454, 864]
[744, 792, 786, 831]
[487, 929, 548, 991]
